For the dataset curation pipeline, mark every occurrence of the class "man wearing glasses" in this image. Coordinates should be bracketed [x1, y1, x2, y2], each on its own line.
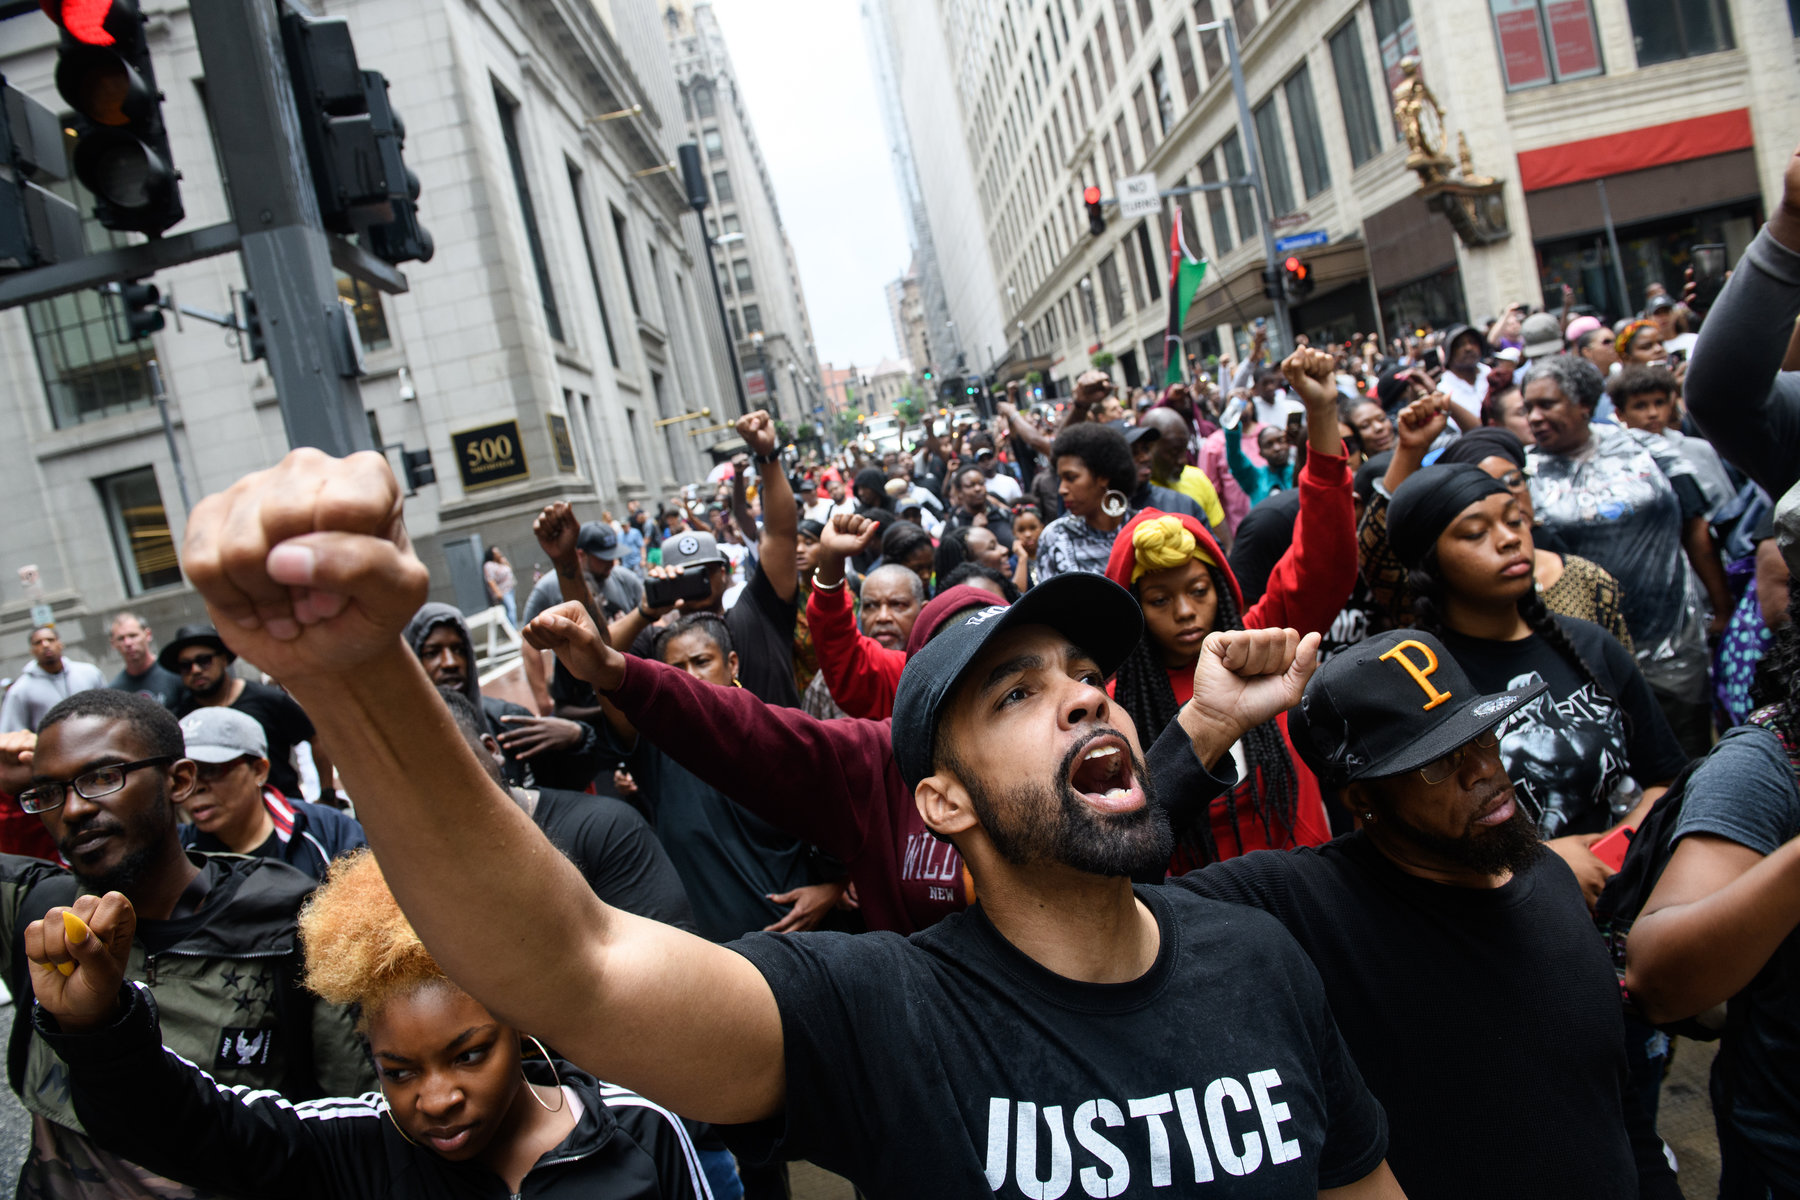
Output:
[1163, 629, 1682, 1200]
[161, 624, 335, 803]
[0, 688, 369, 1197]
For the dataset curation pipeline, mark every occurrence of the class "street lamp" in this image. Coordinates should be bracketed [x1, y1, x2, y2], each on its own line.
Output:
[677, 141, 749, 415]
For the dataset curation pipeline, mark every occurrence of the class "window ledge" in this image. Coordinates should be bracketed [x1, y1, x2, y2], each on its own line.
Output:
[34, 406, 172, 464]
[555, 346, 594, 373]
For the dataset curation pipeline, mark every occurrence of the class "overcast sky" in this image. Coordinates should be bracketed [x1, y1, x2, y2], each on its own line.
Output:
[707, 0, 914, 373]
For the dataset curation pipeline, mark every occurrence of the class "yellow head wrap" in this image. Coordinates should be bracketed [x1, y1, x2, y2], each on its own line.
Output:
[1130, 515, 1215, 584]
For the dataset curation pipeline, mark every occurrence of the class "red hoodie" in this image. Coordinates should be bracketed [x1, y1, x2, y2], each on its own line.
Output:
[807, 584, 1003, 721]
[1102, 451, 1356, 859]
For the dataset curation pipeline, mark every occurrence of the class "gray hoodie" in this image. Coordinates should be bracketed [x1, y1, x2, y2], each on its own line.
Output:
[0, 658, 107, 733]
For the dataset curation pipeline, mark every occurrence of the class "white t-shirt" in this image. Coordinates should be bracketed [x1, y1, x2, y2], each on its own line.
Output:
[1437, 363, 1492, 425]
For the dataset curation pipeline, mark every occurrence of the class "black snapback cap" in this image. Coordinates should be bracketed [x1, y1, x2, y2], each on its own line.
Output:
[890, 573, 1144, 790]
[1287, 628, 1546, 784]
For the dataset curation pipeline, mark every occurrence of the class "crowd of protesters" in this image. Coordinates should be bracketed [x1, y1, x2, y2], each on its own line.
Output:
[2, 158, 1800, 1200]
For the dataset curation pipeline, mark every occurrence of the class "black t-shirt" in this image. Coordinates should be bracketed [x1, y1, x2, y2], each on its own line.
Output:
[109, 663, 185, 710]
[628, 562, 801, 710]
[530, 786, 697, 935]
[1438, 619, 1688, 837]
[1673, 723, 1800, 1189]
[945, 501, 1016, 549]
[1174, 835, 1676, 1199]
[724, 885, 1388, 1197]
[178, 681, 315, 798]
[1228, 490, 1301, 607]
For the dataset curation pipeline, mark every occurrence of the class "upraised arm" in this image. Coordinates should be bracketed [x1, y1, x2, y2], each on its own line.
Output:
[740, 411, 798, 602]
[179, 449, 785, 1125]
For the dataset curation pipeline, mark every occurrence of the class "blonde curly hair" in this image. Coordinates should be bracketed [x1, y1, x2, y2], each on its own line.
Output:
[298, 851, 457, 1027]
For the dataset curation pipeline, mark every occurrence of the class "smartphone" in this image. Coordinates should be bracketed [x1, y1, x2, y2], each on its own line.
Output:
[1591, 825, 1635, 873]
[1691, 243, 1726, 309]
[1421, 347, 1443, 372]
[645, 569, 714, 608]
[1284, 411, 1305, 445]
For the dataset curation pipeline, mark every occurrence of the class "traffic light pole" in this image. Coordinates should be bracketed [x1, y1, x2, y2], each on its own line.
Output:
[189, 0, 372, 456]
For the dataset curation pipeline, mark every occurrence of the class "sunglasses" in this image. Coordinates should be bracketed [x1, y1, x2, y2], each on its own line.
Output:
[177, 653, 219, 673]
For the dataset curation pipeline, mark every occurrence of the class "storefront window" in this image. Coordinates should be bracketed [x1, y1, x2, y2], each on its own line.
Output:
[1535, 200, 1760, 324]
[1379, 266, 1468, 344]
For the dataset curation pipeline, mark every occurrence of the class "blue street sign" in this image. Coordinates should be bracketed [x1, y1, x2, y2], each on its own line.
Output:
[1274, 230, 1328, 252]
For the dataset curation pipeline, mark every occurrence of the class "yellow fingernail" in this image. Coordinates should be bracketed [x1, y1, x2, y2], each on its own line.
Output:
[54, 961, 73, 976]
[62, 910, 89, 944]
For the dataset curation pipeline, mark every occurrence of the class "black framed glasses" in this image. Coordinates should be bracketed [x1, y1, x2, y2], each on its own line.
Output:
[176, 653, 218, 673]
[17, 757, 175, 815]
[1417, 730, 1501, 786]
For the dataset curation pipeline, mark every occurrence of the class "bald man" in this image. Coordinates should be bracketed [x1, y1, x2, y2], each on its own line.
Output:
[1142, 408, 1227, 539]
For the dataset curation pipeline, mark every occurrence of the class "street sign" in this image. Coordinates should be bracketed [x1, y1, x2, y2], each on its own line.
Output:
[1269, 212, 1312, 230]
[28, 603, 52, 629]
[1274, 230, 1329, 252]
[1117, 173, 1160, 219]
[744, 369, 767, 398]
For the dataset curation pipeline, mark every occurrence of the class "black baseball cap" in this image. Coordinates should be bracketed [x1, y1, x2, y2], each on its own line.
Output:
[577, 522, 623, 560]
[157, 624, 235, 673]
[1123, 424, 1161, 448]
[890, 573, 1144, 790]
[1287, 628, 1546, 784]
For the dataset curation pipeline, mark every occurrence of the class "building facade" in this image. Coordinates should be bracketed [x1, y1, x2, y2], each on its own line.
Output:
[664, 0, 823, 432]
[877, 0, 1800, 396]
[887, 262, 933, 371]
[0, 0, 740, 674]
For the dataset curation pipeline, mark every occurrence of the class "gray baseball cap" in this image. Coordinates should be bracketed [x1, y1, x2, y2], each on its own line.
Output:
[179, 707, 268, 763]
[661, 530, 726, 570]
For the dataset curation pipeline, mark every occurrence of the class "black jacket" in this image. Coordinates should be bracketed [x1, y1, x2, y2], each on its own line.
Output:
[39, 982, 707, 1199]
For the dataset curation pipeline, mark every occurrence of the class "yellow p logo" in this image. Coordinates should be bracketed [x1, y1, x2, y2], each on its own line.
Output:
[1379, 639, 1452, 711]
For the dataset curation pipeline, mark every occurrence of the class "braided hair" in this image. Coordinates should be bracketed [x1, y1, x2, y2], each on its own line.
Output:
[1111, 562, 1301, 865]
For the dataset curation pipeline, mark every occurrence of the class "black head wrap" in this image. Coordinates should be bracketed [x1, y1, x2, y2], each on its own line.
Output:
[1353, 450, 1393, 502]
[1436, 428, 1526, 470]
[798, 518, 825, 540]
[1387, 464, 1510, 568]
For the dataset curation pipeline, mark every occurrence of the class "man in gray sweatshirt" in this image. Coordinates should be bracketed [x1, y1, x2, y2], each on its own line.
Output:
[0, 627, 104, 732]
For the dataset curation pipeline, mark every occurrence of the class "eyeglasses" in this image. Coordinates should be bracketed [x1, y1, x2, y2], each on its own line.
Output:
[194, 757, 253, 784]
[177, 653, 218, 674]
[1497, 469, 1527, 492]
[1417, 729, 1500, 786]
[17, 757, 175, 815]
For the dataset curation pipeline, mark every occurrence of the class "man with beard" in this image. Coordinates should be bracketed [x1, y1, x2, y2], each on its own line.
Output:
[802, 555, 924, 720]
[0, 688, 368, 1196]
[164, 624, 332, 801]
[1171, 629, 1679, 1200]
[172, 445, 1402, 1198]
[1, 626, 106, 733]
[1433, 325, 1489, 431]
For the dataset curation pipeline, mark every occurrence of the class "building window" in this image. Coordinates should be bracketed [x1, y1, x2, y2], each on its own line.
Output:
[26, 130, 155, 430]
[1625, 0, 1730, 65]
[568, 163, 620, 368]
[1252, 97, 1296, 215]
[1231, 0, 1258, 39]
[1123, 233, 1146, 308]
[99, 467, 181, 595]
[733, 260, 754, 294]
[1283, 64, 1331, 199]
[743, 303, 762, 333]
[1221, 131, 1258, 240]
[713, 170, 734, 203]
[703, 128, 724, 158]
[1135, 0, 1154, 28]
[729, 307, 742, 340]
[1112, 0, 1136, 60]
[723, 213, 741, 235]
[1173, 28, 1200, 105]
[1102, 131, 1119, 182]
[1083, 42, 1103, 105]
[1135, 221, 1162, 302]
[1371, 0, 1419, 101]
[1114, 114, 1135, 173]
[1095, 16, 1118, 90]
[1133, 86, 1157, 156]
[1195, 0, 1224, 77]
[493, 86, 564, 343]
[1492, 0, 1604, 88]
[692, 82, 716, 119]
[1199, 153, 1234, 253]
[1151, 59, 1175, 135]
[336, 273, 392, 354]
[1328, 17, 1383, 166]
[1099, 251, 1126, 324]
[610, 206, 642, 317]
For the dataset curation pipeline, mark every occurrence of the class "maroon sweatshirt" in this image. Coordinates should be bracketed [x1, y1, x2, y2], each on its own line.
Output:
[609, 654, 969, 935]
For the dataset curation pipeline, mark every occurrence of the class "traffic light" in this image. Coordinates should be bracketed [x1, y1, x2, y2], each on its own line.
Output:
[236, 289, 266, 361]
[401, 448, 435, 492]
[1282, 256, 1314, 303]
[0, 78, 84, 269]
[1084, 185, 1104, 237]
[47, 0, 184, 235]
[117, 278, 162, 341]
[281, 13, 433, 264]
[922, 369, 933, 382]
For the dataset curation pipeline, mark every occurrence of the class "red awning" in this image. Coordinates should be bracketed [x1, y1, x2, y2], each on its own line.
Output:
[1516, 108, 1754, 192]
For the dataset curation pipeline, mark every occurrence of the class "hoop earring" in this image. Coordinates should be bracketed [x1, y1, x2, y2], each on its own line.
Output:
[379, 1089, 419, 1147]
[1100, 489, 1129, 518]
[522, 1035, 566, 1113]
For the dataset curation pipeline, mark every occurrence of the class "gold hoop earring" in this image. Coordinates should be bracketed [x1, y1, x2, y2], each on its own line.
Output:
[523, 1035, 566, 1113]
[379, 1088, 419, 1147]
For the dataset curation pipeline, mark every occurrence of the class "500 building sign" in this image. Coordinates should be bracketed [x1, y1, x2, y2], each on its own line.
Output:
[451, 420, 530, 490]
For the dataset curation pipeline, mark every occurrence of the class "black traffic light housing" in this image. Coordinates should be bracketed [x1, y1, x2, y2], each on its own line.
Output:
[0, 78, 84, 269]
[677, 142, 708, 211]
[1282, 256, 1314, 304]
[401, 448, 435, 492]
[281, 13, 432, 264]
[236, 289, 266, 361]
[116, 278, 163, 341]
[1084, 185, 1104, 237]
[47, 0, 184, 235]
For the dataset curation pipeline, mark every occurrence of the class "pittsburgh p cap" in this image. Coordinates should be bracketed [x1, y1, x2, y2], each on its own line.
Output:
[661, 531, 725, 570]
[1287, 628, 1547, 784]
[890, 573, 1144, 790]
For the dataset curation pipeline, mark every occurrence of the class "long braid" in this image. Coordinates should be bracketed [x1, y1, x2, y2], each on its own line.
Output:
[1113, 564, 1300, 865]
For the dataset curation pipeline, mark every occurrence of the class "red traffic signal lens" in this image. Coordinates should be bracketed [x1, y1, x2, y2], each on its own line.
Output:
[44, 0, 116, 46]
[1083, 186, 1101, 205]
[1284, 256, 1300, 271]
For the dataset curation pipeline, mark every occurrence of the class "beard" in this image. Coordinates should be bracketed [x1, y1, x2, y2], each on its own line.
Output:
[1377, 785, 1545, 877]
[964, 735, 1173, 878]
[189, 671, 228, 699]
[62, 785, 176, 896]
